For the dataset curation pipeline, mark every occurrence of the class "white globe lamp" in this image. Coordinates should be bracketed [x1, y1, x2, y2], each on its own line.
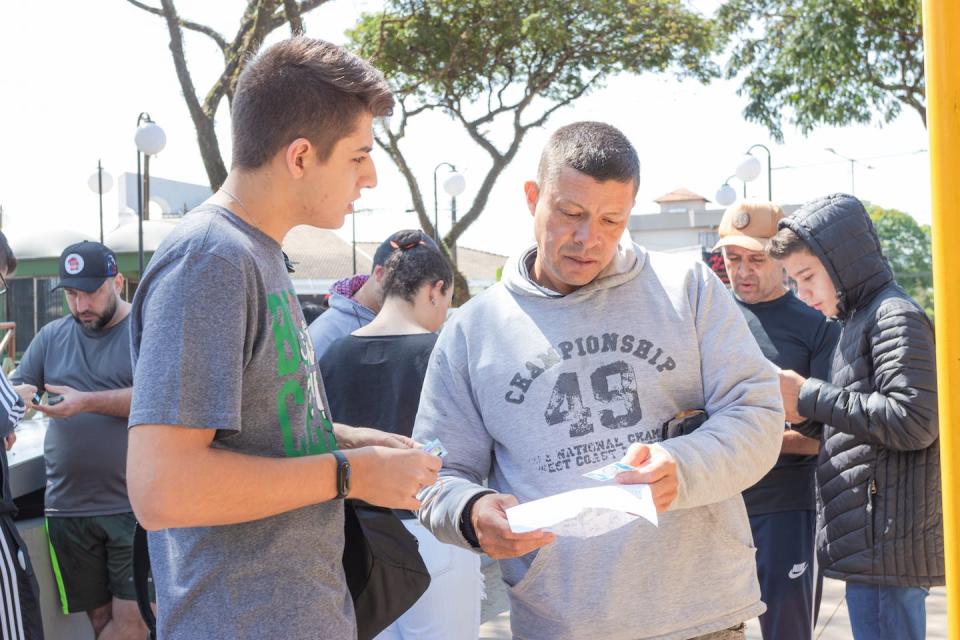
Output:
[735, 154, 762, 182]
[442, 172, 466, 197]
[135, 121, 167, 155]
[715, 183, 737, 207]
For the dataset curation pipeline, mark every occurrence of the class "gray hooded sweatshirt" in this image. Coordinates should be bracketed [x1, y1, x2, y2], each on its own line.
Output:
[413, 243, 784, 640]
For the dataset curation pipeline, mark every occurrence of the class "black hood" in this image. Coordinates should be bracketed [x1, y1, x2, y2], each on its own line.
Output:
[779, 193, 893, 319]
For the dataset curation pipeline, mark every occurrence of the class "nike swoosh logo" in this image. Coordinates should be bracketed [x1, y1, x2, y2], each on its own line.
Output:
[788, 562, 808, 579]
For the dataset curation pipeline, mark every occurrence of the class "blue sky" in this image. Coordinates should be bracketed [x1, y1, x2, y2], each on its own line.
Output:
[0, 1, 931, 257]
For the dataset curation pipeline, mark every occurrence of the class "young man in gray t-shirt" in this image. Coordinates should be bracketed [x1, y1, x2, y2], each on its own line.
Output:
[126, 38, 440, 640]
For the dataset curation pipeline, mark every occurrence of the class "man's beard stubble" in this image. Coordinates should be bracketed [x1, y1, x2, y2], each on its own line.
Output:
[71, 293, 118, 332]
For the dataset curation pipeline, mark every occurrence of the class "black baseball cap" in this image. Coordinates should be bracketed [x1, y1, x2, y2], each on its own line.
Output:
[372, 229, 439, 269]
[54, 241, 119, 293]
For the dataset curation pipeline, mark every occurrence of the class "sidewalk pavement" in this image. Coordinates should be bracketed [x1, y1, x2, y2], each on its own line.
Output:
[479, 560, 947, 639]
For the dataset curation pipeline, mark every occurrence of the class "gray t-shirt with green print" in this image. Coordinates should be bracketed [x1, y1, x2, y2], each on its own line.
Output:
[128, 206, 353, 640]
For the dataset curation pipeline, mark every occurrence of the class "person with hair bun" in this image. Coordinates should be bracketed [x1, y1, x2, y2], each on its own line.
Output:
[319, 229, 482, 640]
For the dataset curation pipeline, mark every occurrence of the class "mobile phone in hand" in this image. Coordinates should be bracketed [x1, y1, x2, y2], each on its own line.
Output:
[47, 394, 64, 406]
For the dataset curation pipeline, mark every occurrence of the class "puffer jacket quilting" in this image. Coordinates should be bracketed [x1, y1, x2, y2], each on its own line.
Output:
[781, 193, 944, 587]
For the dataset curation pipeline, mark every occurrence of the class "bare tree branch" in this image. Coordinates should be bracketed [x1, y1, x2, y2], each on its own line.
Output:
[521, 73, 602, 131]
[454, 111, 505, 161]
[373, 124, 436, 239]
[263, 0, 331, 32]
[126, 0, 229, 51]
[283, 0, 304, 35]
[203, 0, 281, 118]
[158, 0, 228, 189]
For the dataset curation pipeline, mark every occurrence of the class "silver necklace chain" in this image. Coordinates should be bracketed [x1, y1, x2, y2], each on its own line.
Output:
[218, 186, 293, 271]
[218, 187, 259, 229]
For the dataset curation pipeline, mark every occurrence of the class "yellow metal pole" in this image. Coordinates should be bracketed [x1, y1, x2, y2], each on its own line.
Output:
[923, 1, 960, 637]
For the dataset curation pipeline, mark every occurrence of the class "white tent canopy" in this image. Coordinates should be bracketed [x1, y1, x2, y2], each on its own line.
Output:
[103, 220, 178, 254]
[7, 228, 97, 260]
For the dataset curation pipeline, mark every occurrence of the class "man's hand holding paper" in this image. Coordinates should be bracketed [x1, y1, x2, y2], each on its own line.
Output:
[615, 443, 679, 512]
[472, 493, 556, 560]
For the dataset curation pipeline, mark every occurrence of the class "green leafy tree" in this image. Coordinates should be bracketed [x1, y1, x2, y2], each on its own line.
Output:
[716, 0, 924, 141]
[868, 204, 933, 315]
[349, 0, 718, 303]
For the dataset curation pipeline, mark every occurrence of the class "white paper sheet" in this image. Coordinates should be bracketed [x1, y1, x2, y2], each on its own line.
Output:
[505, 484, 659, 539]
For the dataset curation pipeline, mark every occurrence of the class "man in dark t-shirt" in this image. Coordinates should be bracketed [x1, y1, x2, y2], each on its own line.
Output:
[715, 202, 839, 640]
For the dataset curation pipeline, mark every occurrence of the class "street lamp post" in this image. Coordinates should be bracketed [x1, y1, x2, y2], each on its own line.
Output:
[87, 161, 114, 244]
[349, 207, 376, 275]
[134, 113, 166, 277]
[825, 147, 874, 195]
[432, 163, 466, 262]
[352, 211, 357, 274]
[735, 144, 773, 200]
[442, 171, 466, 265]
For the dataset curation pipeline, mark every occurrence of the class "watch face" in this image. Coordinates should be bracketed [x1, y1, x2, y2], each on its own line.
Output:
[336, 451, 351, 498]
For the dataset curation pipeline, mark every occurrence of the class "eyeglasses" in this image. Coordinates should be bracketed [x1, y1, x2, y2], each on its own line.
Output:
[0, 272, 7, 296]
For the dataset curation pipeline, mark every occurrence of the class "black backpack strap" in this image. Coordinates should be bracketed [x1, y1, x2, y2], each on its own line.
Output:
[132, 522, 157, 640]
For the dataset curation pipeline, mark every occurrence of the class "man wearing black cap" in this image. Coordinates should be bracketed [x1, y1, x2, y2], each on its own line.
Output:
[308, 229, 439, 359]
[11, 241, 148, 640]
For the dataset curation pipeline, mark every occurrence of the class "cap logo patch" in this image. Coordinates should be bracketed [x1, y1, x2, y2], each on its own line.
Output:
[64, 254, 85, 275]
[733, 212, 751, 230]
[105, 254, 117, 276]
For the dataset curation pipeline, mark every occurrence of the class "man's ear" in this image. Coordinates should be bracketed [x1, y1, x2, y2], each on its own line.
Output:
[113, 274, 125, 293]
[372, 264, 386, 283]
[523, 181, 540, 217]
[283, 138, 313, 178]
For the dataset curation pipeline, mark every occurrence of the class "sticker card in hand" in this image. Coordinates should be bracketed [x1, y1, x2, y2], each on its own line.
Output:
[583, 461, 636, 482]
[423, 438, 448, 458]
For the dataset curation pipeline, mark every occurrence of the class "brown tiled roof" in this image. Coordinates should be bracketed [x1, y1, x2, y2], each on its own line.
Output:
[355, 242, 507, 283]
[653, 188, 708, 204]
[282, 226, 507, 283]
[282, 226, 373, 279]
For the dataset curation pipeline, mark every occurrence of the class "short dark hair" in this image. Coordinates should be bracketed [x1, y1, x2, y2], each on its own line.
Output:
[537, 122, 640, 193]
[0, 231, 16, 275]
[381, 230, 453, 302]
[766, 226, 810, 260]
[231, 37, 395, 169]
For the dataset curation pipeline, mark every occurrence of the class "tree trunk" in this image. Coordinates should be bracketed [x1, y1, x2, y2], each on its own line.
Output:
[451, 265, 471, 308]
[196, 115, 229, 191]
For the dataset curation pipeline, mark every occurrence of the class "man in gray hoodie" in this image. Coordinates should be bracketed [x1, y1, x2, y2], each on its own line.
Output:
[413, 121, 785, 640]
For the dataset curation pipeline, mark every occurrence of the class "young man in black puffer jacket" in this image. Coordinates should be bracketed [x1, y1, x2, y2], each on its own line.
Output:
[768, 193, 943, 640]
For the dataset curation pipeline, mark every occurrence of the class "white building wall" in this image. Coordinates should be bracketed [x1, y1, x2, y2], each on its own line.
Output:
[631, 228, 705, 251]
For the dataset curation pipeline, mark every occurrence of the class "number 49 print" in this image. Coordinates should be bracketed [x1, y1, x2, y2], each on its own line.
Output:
[544, 360, 642, 437]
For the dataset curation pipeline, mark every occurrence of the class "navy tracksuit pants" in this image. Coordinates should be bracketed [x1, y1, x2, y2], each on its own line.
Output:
[749, 510, 821, 640]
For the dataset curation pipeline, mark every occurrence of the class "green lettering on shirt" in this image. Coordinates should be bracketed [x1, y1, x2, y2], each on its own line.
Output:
[268, 292, 302, 377]
[271, 289, 337, 456]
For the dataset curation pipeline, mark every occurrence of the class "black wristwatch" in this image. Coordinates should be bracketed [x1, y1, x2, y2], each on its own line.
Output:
[332, 450, 351, 499]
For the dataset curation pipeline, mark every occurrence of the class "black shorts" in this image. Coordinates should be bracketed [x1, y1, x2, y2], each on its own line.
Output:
[0, 514, 44, 639]
[45, 512, 150, 614]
